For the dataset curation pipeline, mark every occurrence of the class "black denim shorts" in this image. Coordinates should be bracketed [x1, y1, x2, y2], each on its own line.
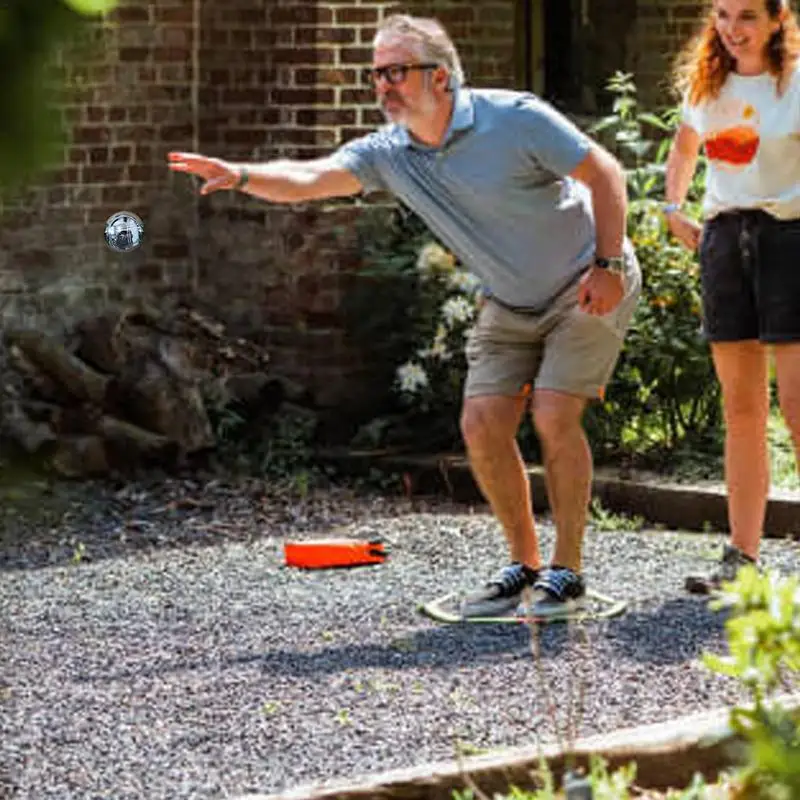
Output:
[699, 209, 800, 343]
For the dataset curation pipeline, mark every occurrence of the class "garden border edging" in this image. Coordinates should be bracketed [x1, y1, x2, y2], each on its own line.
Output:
[235, 692, 800, 800]
[319, 450, 798, 538]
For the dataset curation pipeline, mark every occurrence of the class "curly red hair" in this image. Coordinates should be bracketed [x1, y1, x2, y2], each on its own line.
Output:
[674, 0, 800, 103]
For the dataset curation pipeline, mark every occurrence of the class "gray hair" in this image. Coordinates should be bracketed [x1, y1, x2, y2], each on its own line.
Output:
[374, 14, 466, 87]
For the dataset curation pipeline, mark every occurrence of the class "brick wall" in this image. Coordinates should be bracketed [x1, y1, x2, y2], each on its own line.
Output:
[0, 0, 705, 415]
[628, 0, 709, 106]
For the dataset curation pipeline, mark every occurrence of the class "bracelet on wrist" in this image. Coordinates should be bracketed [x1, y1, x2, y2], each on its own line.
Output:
[663, 202, 681, 215]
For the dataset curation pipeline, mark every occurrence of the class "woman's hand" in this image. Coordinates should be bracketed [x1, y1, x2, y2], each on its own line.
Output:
[666, 210, 702, 251]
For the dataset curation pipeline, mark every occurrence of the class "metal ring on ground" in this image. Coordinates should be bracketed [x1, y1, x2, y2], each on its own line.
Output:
[418, 589, 628, 625]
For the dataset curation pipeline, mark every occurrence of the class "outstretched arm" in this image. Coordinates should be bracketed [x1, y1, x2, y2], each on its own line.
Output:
[167, 152, 363, 203]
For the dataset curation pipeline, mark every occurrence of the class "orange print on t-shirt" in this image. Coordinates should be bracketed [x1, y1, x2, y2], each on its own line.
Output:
[705, 125, 760, 165]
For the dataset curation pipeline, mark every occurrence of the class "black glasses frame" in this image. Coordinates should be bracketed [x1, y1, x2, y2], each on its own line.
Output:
[363, 62, 440, 86]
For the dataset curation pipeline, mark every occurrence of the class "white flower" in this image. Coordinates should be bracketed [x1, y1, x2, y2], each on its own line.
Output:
[416, 242, 454, 277]
[418, 325, 452, 362]
[441, 296, 476, 328]
[447, 269, 481, 295]
[396, 361, 429, 394]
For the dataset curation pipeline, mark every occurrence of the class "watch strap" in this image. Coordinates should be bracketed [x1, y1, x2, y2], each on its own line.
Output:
[234, 167, 250, 190]
[595, 256, 625, 271]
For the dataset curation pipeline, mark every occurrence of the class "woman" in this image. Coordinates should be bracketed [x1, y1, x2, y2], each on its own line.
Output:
[664, 0, 800, 593]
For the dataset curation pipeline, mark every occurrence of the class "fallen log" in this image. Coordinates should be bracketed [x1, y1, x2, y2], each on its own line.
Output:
[4, 329, 108, 404]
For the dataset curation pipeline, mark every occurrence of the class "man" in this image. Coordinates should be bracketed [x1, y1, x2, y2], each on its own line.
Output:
[168, 14, 641, 620]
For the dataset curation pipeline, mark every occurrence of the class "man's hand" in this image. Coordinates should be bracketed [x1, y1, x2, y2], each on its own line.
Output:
[666, 210, 702, 251]
[577, 266, 625, 316]
[167, 152, 241, 194]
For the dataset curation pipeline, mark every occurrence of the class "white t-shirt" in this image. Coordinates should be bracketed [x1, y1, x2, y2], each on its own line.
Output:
[683, 65, 800, 220]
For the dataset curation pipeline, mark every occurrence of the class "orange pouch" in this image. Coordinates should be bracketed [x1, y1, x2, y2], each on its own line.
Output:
[284, 538, 388, 569]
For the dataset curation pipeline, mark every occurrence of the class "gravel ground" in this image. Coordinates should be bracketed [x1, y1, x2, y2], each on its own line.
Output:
[1, 475, 799, 800]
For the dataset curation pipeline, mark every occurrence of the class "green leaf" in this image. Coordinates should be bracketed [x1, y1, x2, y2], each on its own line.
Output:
[62, 0, 119, 14]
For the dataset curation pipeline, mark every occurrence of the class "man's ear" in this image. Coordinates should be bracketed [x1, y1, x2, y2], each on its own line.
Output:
[435, 66, 452, 92]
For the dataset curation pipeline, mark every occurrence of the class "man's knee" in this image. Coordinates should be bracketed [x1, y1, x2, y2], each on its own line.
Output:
[531, 391, 586, 447]
[460, 395, 523, 450]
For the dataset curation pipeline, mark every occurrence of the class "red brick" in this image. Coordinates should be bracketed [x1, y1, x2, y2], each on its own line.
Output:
[72, 126, 111, 145]
[112, 5, 151, 23]
[295, 27, 356, 45]
[293, 68, 356, 86]
[273, 48, 336, 64]
[272, 88, 335, 105]
[339, 47, 373, 64]
[83, 166, 125, 183]
[296, 108, 357, 126]
[272, 7, 333, 25]
[334, 7, 379, 24]
[119, 47, 150, 62]
[155, 7, 193, 24]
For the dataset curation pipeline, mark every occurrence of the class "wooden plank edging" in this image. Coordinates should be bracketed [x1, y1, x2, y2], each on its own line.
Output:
[316, 450, 799, 538]
[235, 692, 800, 800]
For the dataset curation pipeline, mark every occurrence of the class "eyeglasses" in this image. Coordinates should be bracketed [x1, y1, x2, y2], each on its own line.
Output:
[363, 63, 439, 86]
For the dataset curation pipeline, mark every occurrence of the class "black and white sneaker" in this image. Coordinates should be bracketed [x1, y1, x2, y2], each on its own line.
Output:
[519, 566, 586, 620]
[685, 544, 758, 595]
[459, 562, 539, 619]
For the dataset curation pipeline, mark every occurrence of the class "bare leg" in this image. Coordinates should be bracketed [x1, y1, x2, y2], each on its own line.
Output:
[774, 342, 800, 472]
[530, 389, 590, 573]
[460, 393, 542, 570]
[711, 341, 770, 561]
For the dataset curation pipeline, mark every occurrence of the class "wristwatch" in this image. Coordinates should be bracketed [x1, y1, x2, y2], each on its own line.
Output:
[594, 256, 625, 276]
[234, 167, 250, 190]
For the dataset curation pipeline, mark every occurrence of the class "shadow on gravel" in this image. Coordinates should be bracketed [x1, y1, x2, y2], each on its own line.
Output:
[604, 596, 727, 665]
[73, 624, 575, 685]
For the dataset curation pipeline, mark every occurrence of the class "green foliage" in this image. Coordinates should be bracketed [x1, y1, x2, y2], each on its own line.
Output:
[210, 402, 323, 491]
[0, 0, 117, 197]
[703, 567, 800, 799]
[344, 205, 478, 452]
[588, 71, 706, 206]
[452, 755, 720, 799]
[582, 72, 722, 467]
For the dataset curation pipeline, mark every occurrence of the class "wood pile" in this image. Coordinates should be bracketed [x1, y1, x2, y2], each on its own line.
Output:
[0, 302, 310, 478]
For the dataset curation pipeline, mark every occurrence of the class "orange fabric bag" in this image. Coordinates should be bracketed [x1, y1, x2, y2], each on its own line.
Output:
[283, 538, 388, 569]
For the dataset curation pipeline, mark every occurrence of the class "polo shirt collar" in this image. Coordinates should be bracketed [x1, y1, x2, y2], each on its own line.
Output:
[394, 86, 475, 149]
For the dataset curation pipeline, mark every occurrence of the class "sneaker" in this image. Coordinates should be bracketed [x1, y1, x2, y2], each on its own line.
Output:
[459, 562, 539, 618]
[518, 566, 586, 620]
[685, 543, 757, 595]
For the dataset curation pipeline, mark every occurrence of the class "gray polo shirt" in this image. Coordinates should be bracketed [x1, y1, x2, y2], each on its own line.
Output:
[331, 87, 597, 309]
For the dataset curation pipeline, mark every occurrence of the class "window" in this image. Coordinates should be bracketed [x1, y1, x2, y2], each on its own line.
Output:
[516, 0, 637, 116]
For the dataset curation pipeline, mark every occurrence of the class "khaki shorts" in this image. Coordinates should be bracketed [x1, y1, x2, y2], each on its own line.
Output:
[464, 249, 642, 401]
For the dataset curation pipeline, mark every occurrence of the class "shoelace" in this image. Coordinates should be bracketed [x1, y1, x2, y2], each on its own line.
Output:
[538, 568, 577, 600]
[490, 564, 529, 596]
